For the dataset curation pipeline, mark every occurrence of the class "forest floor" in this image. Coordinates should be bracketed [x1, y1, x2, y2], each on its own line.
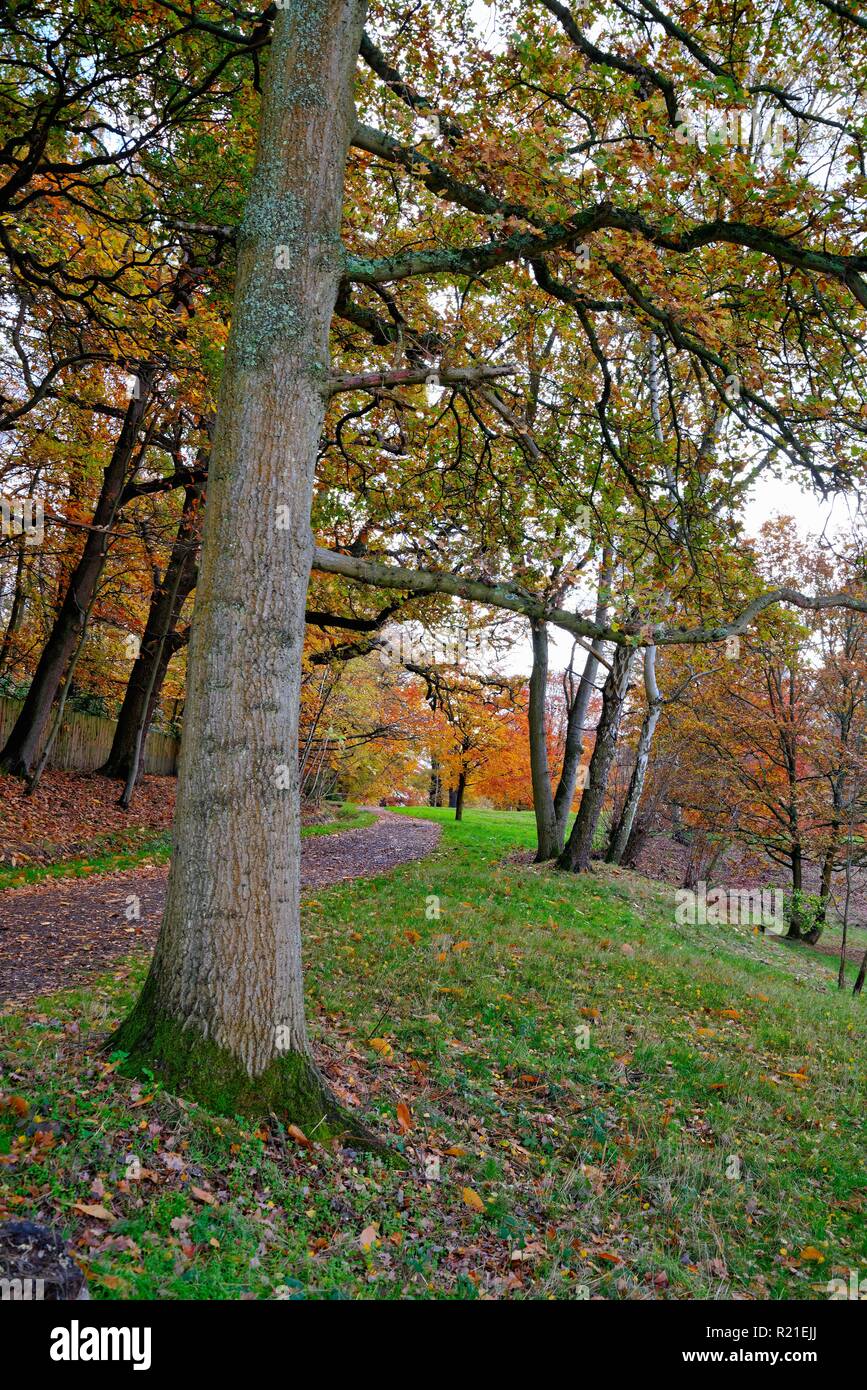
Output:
[0, 807, 437, 1005]
[1, 808, 864, 1300]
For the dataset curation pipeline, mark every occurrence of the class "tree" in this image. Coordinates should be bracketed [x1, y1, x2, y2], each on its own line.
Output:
[111, 1, 370, 1131]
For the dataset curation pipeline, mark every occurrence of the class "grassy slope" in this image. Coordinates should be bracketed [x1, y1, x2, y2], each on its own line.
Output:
[0, 808, 864, 1300]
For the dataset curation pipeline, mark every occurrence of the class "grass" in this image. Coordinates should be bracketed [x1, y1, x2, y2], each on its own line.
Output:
[1, 807, 865, 1300]
[0, 828, 173, 892]
[300, 802, 376, 837]
[0, 802, 376, 891]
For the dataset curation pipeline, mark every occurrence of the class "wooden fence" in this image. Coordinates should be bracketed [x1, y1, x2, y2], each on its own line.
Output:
[0, 696, 180, 776]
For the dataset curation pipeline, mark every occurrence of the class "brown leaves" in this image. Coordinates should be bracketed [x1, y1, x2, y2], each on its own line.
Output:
[396, 1102, 412, 1133]
[359, 1223, 378, 1251]
[72, 1202, 113, 1221]
[1, 1095, 29, 1118]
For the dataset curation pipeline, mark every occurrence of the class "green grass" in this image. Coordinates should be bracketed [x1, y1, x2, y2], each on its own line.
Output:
[0, 803, 376, 891]
[0, 828, 174, 892]
[300, 802, 376, 837]
[1, 808, 864, 1300]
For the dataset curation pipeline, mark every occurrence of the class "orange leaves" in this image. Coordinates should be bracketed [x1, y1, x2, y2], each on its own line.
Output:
[460, 1187, 485, 1212]
[1, 1095, 28, 1118]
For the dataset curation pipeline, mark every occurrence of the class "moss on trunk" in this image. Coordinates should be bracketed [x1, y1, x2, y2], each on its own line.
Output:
[107, 980, 383, 1149]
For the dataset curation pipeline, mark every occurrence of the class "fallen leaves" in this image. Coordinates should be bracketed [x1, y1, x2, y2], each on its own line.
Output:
[286, 1124, 313, 1150]
[72, 1202, 113, 1221]
[359, 1223, 378, 1251]
[461, 1187, 485, 1212]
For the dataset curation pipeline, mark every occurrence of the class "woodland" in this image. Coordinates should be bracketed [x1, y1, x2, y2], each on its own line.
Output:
[0, 0, 866, 1314]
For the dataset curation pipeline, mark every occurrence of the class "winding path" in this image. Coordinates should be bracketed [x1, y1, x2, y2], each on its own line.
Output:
[0, 809, 440, 1008]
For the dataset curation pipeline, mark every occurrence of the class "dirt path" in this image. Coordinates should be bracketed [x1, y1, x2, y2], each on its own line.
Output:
[0, 809, 440, 1008]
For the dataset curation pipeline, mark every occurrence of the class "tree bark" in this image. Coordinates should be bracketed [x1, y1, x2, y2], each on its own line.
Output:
[558, 643, 634, 873]
[0, 374, 153, 776]
[454, 770, 467, 821]
[552, 556, 612, 843]
[428, 755, 443, 806]
[786, 842, 804, 938]
[606, 644, 662, 864]
[528, 620, 560, 860]
[110, 0, 370, 1133]
[0, 543, 27, 676]
[100, 483, 202, 780]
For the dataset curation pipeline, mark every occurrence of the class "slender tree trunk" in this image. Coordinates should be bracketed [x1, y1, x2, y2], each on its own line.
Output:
[100, 484, 202, 780]
[428, 755, 442, 806]
[110, 1, 370, 1133]
[606, 644, 662, 864]
[786, 843, 804, 938]
[808, 815, 841, 944]
[528, 620, 560, 860]
[558, 643, 634, 873]
[0, 375, 153, 776]
[0, 544, 27, 675]
[454, 770, 467, 821]
[552, 556, 611, 842]
[853, 946, 867, 996]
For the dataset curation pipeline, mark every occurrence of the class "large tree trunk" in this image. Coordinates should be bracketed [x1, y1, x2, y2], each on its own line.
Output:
[0, 376, 153, 776]
[552, 557, 611, 843]
[558, 643, 633, 873]
[606, 644, 662, 864]
[110, 0, 369, 1133]
[454, 770, 467, 821]
[528, 621, 560, 861]
[100, 484, 202, 781]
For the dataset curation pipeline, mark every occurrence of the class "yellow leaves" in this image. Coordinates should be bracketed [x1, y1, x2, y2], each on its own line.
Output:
[799, 1246, 825, 1263]
[696, 1026, 716, 1037]
[580, 1006, 600, 1020]
[369, 1037, 393, 1058]
[452, 940, 472, 952]
[461, 1186, 485, 1212]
